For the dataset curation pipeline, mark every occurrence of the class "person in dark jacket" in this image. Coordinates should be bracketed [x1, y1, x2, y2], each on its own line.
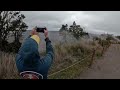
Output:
[15, 28, 54, 79]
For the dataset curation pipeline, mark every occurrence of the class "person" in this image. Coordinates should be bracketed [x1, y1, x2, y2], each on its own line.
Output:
[15, 28, 54, 79]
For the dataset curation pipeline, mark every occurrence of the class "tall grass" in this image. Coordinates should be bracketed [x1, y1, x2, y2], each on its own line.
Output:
[0, 38, 106, 79]
[0, 52, 20, 79]
[48, 39, 104, 79]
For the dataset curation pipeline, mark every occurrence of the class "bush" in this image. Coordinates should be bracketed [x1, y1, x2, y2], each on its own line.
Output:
[116, 36, 120, 40]
[1, 40, 21, 53]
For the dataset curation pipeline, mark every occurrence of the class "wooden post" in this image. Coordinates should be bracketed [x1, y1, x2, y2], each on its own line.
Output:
[89, 48, 96, 68]
[101, 46, 104, 56]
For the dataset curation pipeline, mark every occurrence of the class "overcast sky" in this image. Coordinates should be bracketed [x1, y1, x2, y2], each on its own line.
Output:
[21, 11, 120, 35]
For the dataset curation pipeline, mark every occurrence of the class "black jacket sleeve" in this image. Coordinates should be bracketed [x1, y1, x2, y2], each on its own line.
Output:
[45, 37, 54, 61]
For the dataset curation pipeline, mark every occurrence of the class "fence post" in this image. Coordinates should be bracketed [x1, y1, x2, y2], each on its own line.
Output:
[101, 46, 105, 56]
[89, 48, 96, 68]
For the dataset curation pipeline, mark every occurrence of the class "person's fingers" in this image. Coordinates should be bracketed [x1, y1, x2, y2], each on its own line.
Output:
[44, 29, 47, 32]
[44, 30, 48, 33]
[31, 28, 38, 36]
[33, 28, 37, 32]
[44, 30, 46, 33]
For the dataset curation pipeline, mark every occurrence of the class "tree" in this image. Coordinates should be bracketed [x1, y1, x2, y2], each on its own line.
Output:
[59, 24, 68, 43]
[10, 13, 28, 43]
[106, 34, 114, 41]
[68, 21, 88, 40]
[59, 24, 68, 32]
[116, 36, 120, 40]
[59, 21, 89, 40]
[0, 11, 28, 52]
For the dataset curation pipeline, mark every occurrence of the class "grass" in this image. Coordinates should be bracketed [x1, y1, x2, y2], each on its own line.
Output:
[48, 39, 104, 79]
[0, 38, 109, 79]
[0, 51, 20, 79]
[48, 56, 91, 79]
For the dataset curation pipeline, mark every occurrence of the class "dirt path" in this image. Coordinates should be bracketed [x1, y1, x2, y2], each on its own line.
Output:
[78, 44, 120, 79]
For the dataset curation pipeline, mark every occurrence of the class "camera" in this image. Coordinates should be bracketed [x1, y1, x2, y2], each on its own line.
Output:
[35, 26, 47, 33]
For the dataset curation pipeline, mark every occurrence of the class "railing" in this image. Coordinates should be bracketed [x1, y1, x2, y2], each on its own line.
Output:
[48, 42, 111, 78]
[48, 47, 99, 78]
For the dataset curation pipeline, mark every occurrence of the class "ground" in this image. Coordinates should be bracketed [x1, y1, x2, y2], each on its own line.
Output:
[78, 44, 120, 79]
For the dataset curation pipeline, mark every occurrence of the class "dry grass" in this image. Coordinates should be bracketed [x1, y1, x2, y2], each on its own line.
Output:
[0, 52, 20, 79]
[0, 38, 106, 79]
[48, 39, 104, 79]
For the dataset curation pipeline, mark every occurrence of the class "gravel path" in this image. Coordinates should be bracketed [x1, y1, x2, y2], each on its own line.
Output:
[78, 44, 120, 79]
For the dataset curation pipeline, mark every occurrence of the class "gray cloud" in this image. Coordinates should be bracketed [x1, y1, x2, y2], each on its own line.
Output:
[21, 11, 120, 35]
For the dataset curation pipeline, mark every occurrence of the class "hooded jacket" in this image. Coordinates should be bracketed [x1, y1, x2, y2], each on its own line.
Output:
[15, 35, 54, 79]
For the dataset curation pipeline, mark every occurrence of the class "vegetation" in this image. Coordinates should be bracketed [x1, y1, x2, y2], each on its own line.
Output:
[0, 51, 20, 79]
[0, 11, 28, 53]
[0, 39, 104, 79]
[59, 21, 89, 40]
[116, 36, 120, 40]
[0, 18, 115, 79]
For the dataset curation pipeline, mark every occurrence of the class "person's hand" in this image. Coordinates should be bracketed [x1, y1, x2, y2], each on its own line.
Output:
[44, 29, 48, 38]
[30, 28, 39, 36]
